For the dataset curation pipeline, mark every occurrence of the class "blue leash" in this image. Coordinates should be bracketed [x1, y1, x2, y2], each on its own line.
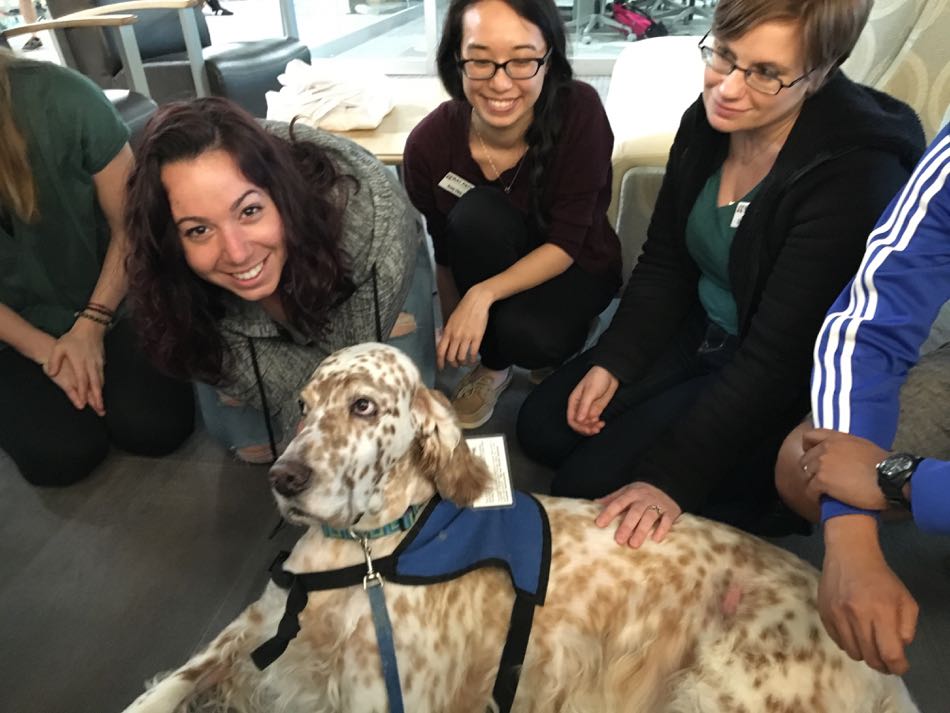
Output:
[358, 536, 405, 713]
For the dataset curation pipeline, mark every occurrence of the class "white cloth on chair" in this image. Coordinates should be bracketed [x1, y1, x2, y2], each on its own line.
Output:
[266, 58, 394, 131]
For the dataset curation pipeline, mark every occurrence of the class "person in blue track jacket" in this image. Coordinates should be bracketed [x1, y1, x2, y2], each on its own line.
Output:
[775, 121, 950, 677]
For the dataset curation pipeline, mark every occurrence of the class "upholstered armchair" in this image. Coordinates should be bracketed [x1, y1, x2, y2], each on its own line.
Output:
[1, 12, 158, 145]
[603, 34, 700, 282]
[44, 0, 310, 116]
[843, 0, 950, 139]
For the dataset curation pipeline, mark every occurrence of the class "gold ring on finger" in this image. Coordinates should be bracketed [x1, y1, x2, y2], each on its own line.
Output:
[647, 503, 664, 517]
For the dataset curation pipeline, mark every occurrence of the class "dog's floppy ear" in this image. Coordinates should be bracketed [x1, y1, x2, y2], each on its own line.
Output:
[411, 387, 491, 506]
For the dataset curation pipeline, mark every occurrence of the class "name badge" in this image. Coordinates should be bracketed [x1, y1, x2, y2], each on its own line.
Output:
[730, 201, 750, 228]
[438, 172, 475, 198]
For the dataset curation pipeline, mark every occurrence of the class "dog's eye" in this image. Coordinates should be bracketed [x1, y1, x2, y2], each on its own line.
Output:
[350, 397, 377, 418]
[298, 398, 308, 416]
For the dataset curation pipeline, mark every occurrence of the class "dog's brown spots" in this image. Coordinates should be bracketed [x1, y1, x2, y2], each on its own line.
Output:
[392, 595, 411, 618]
[672, 584, 698, 613]
[718, 693, 739, 711]
[445, 586, 460, 608]
[745, 651, 768, 671]
[194, 345, 901, 712]
[318, 413, 349, 452]
[546, 507, 586, 544]
[429, 438, 490, 506]
[786, 573, 810, 589]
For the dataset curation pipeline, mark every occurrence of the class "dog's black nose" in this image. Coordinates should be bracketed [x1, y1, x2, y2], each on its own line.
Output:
[269, 460, 312, 497]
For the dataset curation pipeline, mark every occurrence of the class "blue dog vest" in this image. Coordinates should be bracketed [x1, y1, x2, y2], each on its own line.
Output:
[252, 492, 551, 712]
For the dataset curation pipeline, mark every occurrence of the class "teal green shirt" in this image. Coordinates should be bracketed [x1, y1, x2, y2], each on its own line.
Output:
[0, 59, 130, 339]
[685, 169, 761, 336]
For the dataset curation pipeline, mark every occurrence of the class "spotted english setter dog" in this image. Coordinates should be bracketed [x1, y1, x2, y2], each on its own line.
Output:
[123, 343, 919, 713]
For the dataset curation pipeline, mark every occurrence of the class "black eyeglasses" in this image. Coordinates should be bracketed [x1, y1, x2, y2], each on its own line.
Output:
[698, 32, 812, 96]
[457, 49, 552, 80]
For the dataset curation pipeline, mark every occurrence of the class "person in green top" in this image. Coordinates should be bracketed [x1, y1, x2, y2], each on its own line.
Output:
[0, 53, 194, 486]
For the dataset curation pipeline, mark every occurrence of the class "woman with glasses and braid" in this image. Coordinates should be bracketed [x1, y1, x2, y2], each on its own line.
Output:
[403, 0, 621, 429]
[519, 0, 925, 547]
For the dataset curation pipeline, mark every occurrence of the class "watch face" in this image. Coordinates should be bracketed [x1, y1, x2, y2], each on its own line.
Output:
[881, 454, 915, 477]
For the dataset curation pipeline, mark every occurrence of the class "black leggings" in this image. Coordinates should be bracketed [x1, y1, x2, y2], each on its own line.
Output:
[517, 310, 793, 527]
[0, 319, 195, 487]
[445, 187, 615, 371]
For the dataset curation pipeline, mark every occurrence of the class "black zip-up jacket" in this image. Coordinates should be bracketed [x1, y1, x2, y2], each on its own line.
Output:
[591, 71, 925, 513]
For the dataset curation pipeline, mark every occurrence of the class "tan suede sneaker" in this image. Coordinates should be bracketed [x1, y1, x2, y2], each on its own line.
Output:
[451, 367, 513, 429]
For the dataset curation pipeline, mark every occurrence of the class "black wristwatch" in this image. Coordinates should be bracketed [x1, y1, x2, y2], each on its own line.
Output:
[876, 452, 922, 510]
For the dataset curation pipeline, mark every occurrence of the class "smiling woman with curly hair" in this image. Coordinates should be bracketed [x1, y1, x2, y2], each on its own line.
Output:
[125, 97, 434, 464]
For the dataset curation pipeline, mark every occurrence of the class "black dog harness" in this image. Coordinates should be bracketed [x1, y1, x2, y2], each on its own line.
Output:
[252, 493, 551, 713]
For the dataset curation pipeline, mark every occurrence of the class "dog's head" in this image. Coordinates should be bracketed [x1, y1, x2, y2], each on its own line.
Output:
[269, 343, 492, 530]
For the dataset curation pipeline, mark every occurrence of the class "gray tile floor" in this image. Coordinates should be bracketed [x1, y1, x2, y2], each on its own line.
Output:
[1, 368, 949, 712]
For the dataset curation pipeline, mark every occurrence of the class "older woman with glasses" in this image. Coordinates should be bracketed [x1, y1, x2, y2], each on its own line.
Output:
[518, 0, 925, 546]
[403, 0, 621, 429]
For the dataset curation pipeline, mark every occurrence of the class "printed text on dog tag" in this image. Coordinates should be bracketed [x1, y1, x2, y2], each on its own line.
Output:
[466, 435, 515, 509]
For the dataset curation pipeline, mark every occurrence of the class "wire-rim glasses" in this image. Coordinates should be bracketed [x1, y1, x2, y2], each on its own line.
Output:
[698, 32, 812, 96]
[457, 48, 552, 80]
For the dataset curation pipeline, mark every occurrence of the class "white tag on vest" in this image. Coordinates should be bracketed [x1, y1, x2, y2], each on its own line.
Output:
[438, 172, 475, 198]
[730, 201, 750, 228]
[466, 434, 515, 509]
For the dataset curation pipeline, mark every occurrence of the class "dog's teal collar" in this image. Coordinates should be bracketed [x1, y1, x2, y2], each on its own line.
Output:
[321, 504, 423, 540]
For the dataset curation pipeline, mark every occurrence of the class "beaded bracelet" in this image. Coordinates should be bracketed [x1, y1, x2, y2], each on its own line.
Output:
[84, 302, 115, 318]
[75, 310, 113, 327]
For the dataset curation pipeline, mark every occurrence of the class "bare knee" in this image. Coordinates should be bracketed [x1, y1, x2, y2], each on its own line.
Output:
[775, 420, 821, 523]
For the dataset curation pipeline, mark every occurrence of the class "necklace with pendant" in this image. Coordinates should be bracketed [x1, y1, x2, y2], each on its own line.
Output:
[471, 110, 528, 194]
